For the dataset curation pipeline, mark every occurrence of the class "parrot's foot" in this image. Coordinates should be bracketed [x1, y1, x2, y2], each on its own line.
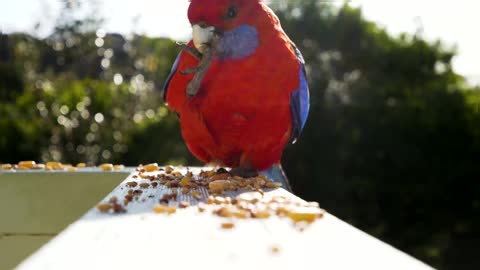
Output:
[178, 34, 221, 98]
[229, 167, 259, 178]
[179, 66, 200, 75]
[176, 42, 202, 60]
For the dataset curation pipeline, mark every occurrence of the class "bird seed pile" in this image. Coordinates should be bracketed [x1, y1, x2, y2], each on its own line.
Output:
[96, 163, 325, 229]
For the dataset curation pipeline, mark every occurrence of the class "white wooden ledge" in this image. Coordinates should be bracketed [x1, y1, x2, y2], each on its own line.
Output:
[14, 167, 433, 270]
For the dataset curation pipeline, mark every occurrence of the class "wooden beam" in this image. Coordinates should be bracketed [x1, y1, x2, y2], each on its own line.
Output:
[0, 168, 130, 270]
[13, 167, 433, 270]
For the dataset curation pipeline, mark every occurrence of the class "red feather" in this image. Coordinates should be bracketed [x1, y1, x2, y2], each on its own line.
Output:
[166, 2, 300, 171]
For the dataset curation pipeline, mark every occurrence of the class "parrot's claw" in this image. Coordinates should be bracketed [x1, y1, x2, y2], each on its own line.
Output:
[185, 35, 221, 98]
[176, 42, 202, 60]
[179, 67, 200, 75]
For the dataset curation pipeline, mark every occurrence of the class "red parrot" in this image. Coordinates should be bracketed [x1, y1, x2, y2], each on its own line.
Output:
[164, 0, 309, 177]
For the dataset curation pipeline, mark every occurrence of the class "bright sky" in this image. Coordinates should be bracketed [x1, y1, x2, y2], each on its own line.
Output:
[1, 0, 479, 85]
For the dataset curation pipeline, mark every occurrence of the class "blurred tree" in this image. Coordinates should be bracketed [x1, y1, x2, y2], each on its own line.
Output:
[270, 1, 480, 269]
[0, 0, 189, 165]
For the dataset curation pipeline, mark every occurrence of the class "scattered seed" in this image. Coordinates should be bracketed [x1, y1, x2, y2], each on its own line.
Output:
[139, 183, 150, 188]
[198, 203, 207, 213]
[112, 203, 126, 213]
[179, 176, 192, 187]
[191, 190, 202, 199]
[209, 180, 230, 193]
[144, 163, 159, 172]
[162, 193, 177, 201]
[165, 166, 174, 174]
[100, 163, 114, 171]
[96, 203, 111, 213]
[221, 222, 235, 229]
[270, 245, 281, 254]
[126, 181, 138, 187]
[114, 164, 125, 170]
[18, 161, 36, 169]
[153, 204, 177, 214]
[179, 201, 190, 208]
[1, 164, 13, 170]
[286, 207, 324, 223]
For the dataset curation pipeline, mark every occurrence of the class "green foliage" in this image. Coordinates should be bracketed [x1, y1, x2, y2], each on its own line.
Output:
[271, 1, 480, 268]
[0, 1, 479, 269]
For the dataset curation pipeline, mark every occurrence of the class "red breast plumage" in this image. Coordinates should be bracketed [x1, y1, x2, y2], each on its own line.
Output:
[165, 0, 306, 171]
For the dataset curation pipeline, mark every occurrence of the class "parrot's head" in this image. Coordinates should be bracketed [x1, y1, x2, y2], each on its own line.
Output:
[187, 0, 267, 54]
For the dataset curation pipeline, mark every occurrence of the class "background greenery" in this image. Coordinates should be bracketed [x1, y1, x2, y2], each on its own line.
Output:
[1, 1, 479, 268]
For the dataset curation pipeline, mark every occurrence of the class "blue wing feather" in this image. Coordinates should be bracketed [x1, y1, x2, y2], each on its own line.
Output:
[289, 44, 310, 143]
[162, 52, 182, 102]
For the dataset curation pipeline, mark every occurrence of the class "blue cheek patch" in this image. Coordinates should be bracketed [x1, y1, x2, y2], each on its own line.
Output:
[218, 25, 259, 60]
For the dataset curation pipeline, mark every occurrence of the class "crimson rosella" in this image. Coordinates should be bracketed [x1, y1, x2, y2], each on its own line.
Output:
[164, 0, 309, 177]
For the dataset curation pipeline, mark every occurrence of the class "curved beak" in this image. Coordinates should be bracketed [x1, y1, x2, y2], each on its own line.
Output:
[192, 24, 222, 54]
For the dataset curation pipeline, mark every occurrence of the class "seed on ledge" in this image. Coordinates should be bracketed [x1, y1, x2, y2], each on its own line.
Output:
[191, 190, 202, 199]
[210, 173, 230, 181]
[18, 161, 36, 169]
[165, 166, 174, 174]
[236, 191, 263, 203]
[270, 245, 281, 254]
[179, 176, 192, 187]
[112, 203, 126, 213]
[144, 163, 159, 172]
[109, 196, 118, 203]
[253, 210, 271, 219]
[114, 164, 125, 170]
[286, 207, 325, 223]
[161, 193, 177, 202]
[214, 207, 234, 218]
[209, 180, 230, 193]
[139, 183, 150, 189]
[153, 204, 177, 214]
[220, 222, 235, 230]
[1, 164, 13, 170]
[126, 181, 138, 187]
[96, 203, 112, 213]
[198, 203, 207, 212]
[100, 163, 114, 171]
[179, 201, 190, 208]
[76, 163, 86, 168]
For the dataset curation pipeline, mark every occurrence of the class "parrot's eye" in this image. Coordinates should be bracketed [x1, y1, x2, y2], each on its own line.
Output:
[225, 5, 238, 20]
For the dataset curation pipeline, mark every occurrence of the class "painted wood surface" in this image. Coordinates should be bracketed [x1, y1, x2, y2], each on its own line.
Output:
[0, 169, 130, 270]
[15, 167, 433, 270]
